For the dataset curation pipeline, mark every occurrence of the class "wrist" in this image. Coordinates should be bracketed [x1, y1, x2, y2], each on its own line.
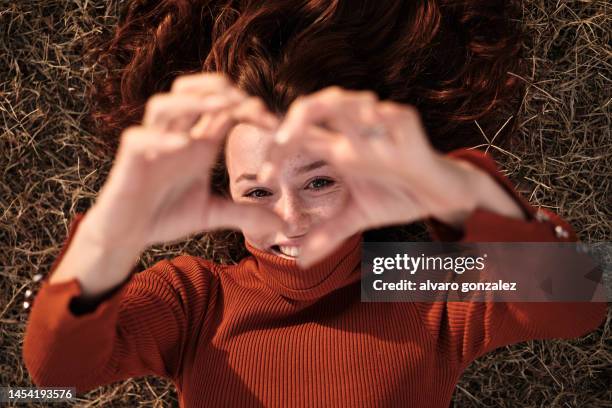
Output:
[456, 157, 527, 222]
[79, 204, 148, 252]
[426, 155, 480, 230]
[50, 231, 141, 297]
[48, 210, 144, 298]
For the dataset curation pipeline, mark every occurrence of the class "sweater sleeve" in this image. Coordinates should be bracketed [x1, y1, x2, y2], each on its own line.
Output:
[22, 212, 216, 394]
[416, 148, 608, 367]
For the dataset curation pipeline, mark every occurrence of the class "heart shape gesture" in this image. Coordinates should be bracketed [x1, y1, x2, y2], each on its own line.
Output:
[261, 86, 486, 268]
[83, 73, 286, 251]
[85, 72, 512, 272]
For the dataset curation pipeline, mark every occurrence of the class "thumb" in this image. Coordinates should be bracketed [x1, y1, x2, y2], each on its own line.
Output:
[205, 196, 287, 235]
[297, 205, 362, 269]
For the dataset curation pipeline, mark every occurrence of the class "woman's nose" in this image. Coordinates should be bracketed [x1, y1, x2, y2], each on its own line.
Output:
[275, 193, 311, 237]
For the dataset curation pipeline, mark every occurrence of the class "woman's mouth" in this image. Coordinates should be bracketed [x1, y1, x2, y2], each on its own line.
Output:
[271, 245, 300, 258]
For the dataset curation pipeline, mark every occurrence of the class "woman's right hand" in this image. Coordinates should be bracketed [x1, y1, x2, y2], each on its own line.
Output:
[80, 73, 285, 251]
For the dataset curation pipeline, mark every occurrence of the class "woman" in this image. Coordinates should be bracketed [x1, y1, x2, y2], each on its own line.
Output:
[22, 0, 606, 407]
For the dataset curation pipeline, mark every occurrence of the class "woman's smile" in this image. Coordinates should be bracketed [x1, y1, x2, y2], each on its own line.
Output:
[226, 122, 350, 261]
[270, 244, 300, 258]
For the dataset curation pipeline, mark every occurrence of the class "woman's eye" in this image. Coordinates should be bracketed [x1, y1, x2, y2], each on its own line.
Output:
[244, 189, 271, 199]
[307, 178, 335, 190]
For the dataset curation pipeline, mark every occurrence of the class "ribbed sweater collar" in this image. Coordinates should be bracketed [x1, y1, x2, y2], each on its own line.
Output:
[244, 233, 363, 301]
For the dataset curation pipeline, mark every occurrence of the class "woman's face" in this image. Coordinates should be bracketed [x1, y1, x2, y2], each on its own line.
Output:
[226, 123, 349, 259]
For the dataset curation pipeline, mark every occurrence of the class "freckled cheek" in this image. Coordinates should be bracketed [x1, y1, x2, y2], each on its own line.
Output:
[305, 190, 348, 221]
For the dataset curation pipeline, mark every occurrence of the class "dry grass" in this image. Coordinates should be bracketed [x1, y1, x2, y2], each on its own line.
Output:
[1, 0, 610, 407]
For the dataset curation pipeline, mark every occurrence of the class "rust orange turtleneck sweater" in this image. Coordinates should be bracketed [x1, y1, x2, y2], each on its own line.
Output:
[22, 149, 607, 407]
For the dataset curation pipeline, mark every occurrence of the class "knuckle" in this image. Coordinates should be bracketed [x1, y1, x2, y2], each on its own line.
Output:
[120, 126, 139, 144]
[294, 97, 318, 117]
[360, 90, 378, 102]
[403, 103, 418, 114]
[171, 72, 231, 92]
[228, 87, 245, 101]
[209, 72, 232, 88]
[119, 127, 146, 156]
[289, 95, 310, 115]
[292, 94, 308, 105]
[243, 97, 269, 116]
[170, 76, 187, 92]
[401, 104, 421, 120]
[145, 93, 166, 112]
[323, 85, 344, 98]
[378, 100, 403, 116]
[212, 72, 230, 82]
[244, 96, 263, 109]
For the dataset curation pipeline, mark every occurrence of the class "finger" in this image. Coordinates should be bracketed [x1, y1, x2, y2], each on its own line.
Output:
[116, 125, 225, 195]
[258, 124, 334, 183]
[118, 126, 190, 163]
[260, 124, 358, 184]
[206, 110, 236, 142]
[280, 123, 417, 187]
[376, 101, 432, 151]
[187, 109, 250, 168]
[275, 87, 379, 146]
[142, 93, 242, 130]
[204, 196, 288, 235]
[170, 72, 245, 99]
[230, 96, 280, 130]
[297, 204, 363, 269]
[190, 96, 278, 141]
[141, 134, 191, 161]
[189, 109, 234, 143]
[189, 113, 214, 139]
[264, 87, 382, 183]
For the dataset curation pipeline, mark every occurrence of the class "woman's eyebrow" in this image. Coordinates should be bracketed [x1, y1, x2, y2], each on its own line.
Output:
[235, 160, 328, 183]
[296, 160, 328, 174]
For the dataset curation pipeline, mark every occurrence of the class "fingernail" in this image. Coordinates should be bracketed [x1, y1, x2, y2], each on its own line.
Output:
[275, 128, 290, 144]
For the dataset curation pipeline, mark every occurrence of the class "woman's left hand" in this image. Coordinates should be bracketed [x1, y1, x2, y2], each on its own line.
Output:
[262, 86, 521, 268]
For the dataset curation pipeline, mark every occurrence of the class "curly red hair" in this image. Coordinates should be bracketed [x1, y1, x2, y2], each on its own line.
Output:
[85, 0, 525, 258]
[88, 0, 523, 150]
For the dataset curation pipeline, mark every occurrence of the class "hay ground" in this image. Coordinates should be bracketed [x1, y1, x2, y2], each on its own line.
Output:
[1, 0, 610, 407]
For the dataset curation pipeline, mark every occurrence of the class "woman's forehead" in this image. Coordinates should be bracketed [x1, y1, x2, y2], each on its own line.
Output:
[226, 123, 272, 168]
[225, 123, 318, 178]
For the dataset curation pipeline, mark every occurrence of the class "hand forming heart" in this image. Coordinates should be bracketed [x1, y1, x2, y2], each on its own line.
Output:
[261, 86, 486, 268]
[85, 72, 509, 270]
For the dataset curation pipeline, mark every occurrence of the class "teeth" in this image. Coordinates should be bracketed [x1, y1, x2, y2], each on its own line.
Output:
[279, 246, 300, 257]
